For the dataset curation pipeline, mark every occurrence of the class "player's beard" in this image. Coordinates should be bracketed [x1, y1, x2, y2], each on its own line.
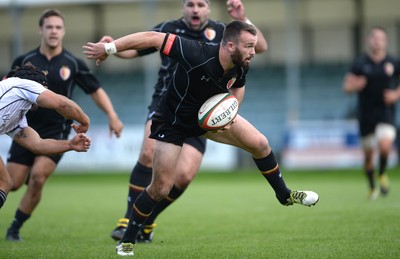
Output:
[231, 48, 249, 70]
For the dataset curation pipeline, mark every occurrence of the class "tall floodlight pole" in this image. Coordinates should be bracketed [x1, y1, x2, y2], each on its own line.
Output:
[285, 0, 301, 122]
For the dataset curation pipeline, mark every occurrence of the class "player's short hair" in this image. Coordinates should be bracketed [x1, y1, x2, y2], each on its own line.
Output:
[8, 62, 48, 87]
[39, 9, 65, 27]
[368, 26, 387, 36]
[183, 0, 210, 5]
[221, 20, 257, 46]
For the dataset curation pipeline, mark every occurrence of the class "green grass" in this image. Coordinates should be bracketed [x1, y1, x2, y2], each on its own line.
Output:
[1, 167, 400, 258]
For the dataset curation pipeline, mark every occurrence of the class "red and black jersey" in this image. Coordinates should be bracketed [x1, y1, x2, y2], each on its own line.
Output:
[8, 48, 100, 131]
[158, 33, 247, 129]
[138, 19, 226, 100]
[349, 54, 400, 136]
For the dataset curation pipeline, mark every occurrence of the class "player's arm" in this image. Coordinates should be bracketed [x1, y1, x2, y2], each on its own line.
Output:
[99, 35, 139, 59]
[36, 90, 90, 133]
[343, 72, 367, 94]
[229, 86, 245, 105]
[226, 0, 268, 53]
[83, 32, 166, 65]
[90, 88, 124, 138]
[383, 85, 400, 105]
[13, 127, 91, 154]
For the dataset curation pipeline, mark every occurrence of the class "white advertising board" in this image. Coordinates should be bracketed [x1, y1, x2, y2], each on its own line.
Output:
[281, 120, 398, 169]
[0, 125, 237, 172]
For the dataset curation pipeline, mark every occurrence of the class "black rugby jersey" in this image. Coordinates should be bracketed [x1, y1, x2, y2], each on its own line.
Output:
[137, 19, 226, 98]
[158, 33, 247, 129]
[349, 54, 400, 135]
[9, 48, 100, 128]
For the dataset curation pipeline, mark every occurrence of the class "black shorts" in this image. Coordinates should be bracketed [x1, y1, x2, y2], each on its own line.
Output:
[7, 125, 70, 166]
[149, 112, 207, 149]
[147, 97, 207, 154]
[184, 136, 207, 154]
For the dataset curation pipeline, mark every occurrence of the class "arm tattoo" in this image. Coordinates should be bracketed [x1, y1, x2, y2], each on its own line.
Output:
[15, 128, 28, 139]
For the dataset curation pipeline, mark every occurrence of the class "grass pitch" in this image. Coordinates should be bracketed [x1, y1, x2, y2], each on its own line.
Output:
[0, 167, 399, 258]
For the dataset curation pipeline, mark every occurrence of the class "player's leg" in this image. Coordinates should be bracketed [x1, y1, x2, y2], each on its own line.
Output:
[5, 143, 35, 241]
[117, 116, 184, 255]
[204, 115, 318, 206]
[6, 156, 57, 241]
[117, 140, 181, 256]
[111, 120, 155, 241]
[361, 134, 378, 200]
[137, 137, 205, 242]
[0, 159, 12, 210]
[376, 123, 396, 196]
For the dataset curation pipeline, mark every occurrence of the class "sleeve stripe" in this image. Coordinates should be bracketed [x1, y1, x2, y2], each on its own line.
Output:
[162, 33, 177, 56]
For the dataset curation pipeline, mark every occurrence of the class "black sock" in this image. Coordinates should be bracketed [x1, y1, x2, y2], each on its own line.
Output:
[253, 151, 291, 204]
[122, 190, 158, 243]
[9, 209, 30, 231]
[366, 169, 375, 189]
[379, 155, 388, 176]
[124, 163, 153, 219]
[146, 185, 184, 225]
[0, 190, 6, 209]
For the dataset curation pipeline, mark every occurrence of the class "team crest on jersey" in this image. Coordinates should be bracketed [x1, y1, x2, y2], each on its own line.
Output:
[59, 66, 71, 81]
[384, 62, 394, 77]
[204, 28, 216, 41]
[226, 77, 236, 89]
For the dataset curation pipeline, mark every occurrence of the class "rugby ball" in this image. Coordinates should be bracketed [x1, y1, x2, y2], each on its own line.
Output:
[198, 93, 239, 131]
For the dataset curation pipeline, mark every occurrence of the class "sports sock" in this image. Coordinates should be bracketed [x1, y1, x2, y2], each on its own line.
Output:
[0, 189, 7, 209]
[378, 155, 387, 176]
[8, 209, 30, 231]
[124, 162, 152, 218]
[366, 169, 375, 189]
[253, 151, 291, 205]
[122, 190, 158, 243]
[146, 185, 184, 225]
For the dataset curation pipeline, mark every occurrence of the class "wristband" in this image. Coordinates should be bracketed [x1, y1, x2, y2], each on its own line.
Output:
[104, 42, 117, 55]
[245, 18, 253, 25]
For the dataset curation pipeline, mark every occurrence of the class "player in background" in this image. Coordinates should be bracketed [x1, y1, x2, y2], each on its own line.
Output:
[343, 26, 400, 201]
[0, 63, 91, 211]
[5, 9, 124, 241]
[102, 0, 268, 242]
[84, 20, 319, 256]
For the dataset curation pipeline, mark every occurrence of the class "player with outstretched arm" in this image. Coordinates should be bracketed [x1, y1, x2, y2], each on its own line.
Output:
[84, 20, 319, 256]
[103, 0, 268, 243]
[0, 63, 91, 211]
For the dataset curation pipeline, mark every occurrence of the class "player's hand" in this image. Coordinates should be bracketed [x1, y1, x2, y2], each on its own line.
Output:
[83, 42, 109, 65]
[109, 115, 124, 138]
[226, 0, 246, 21]
[99, 35, 114, 43]
[213, 118, 236, 133]
[345, 74, 367, 92]
[71, 123, 89, 134]
[70, 133, 91, 152]
[383, 88, 400, 105]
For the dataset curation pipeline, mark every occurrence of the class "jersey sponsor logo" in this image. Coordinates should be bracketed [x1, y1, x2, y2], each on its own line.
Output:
[384, 62, 394, 77]
[226, 77, 236, 89]
[362, 64, 371, 74]
[204, 28, 216, 41]
[200, 75, 211, 82]
[59, 66, 71, 81]
[163, 34, 177, 56]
